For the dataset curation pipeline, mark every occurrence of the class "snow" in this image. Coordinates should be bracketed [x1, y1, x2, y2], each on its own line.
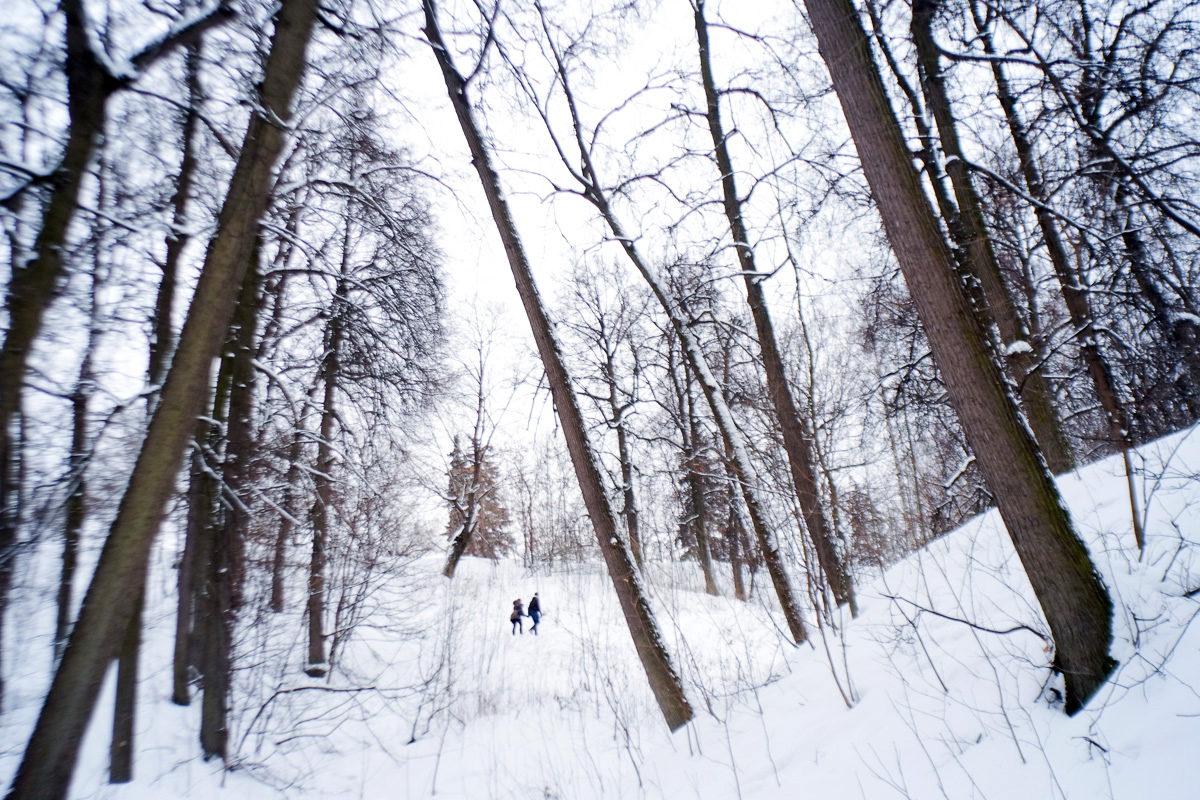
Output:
[1005, 339, 1034, 356]
[3, 427, 1200, 798]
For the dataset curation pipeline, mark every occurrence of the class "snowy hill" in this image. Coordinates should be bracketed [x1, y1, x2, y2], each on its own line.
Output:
[3, 426, 1199, 799]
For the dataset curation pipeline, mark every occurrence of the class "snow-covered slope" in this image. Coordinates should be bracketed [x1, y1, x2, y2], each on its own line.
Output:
[2, 426, 1198, 799]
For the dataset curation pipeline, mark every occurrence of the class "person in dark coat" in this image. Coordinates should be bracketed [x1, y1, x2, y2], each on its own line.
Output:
[511, 599, 526, 635]
[528, 592, 541, 635]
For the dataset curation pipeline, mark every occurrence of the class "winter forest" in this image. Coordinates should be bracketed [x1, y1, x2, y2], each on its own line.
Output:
[1, 0, 1199, 797]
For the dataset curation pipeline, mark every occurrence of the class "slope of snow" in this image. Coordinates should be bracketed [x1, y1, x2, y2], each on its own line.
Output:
[2, 425, 1198, 798]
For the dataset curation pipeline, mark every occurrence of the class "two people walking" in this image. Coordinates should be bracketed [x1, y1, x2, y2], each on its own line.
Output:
[510, 592, 541, 635]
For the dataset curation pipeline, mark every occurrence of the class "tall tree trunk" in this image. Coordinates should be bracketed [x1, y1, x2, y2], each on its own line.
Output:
[911, 0, 1073, 474]
[0, 15, 226, 702]
[112, 49, 207, 776]
[0, 0, 109, 714]
[271, 423, 306, 613]
[55, 270, 98, 664]
[172, 437, 210, 706]
[149, 43, 203, 405]
[7, 2, 319, 794]
[201, 251, 259, 760]
[526, 9, 809, 643]
[971, 2, 1142, 547]
[801, 0, 1114, 713]
[693, 1, 855, 612]
[305, 296, 341, 678]
[608, 352, 642, 569]
[683, 379, 719, 596]
[107, 587, 142, 782]
[424, 0, 693, 731]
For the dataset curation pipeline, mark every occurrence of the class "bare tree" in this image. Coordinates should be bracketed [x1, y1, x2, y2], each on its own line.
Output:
[692, 0, 855, 612]
[423, 0, 693, 731]
[798, 0, 1115, 713]
[0, 0, 230, 715]
[7, 0, 321, 793]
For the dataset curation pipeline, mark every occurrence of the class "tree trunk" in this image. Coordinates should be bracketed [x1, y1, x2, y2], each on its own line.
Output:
[681, 375, 719, 596]
[148, 43, 202, 405]
[107, 586, 142, 783]
[608, 353, 642, 569]
[55, 274, 98, 664]
[7, 2, 319, 794]
[911, 0, 1073, 474]
[305, 304, 340, 678]
[200, 251, 259, 761]
[694, 1, 854, 612]
[801, 0, 1114, 713]
[172, 439, 209, 706]
[0, 16, 226, 696]
[536, 20, 810, 641]
[972, 2, 1142, 547]
[0, 0, 110, 714]
[424, 0, 693, 731]
[271, 424, 305, 613]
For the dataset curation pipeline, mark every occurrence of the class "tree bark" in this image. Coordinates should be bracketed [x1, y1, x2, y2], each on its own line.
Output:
[801, 0, 1114, 713]
[6, 1, 319, 794]
[694, 1, 855, 612]
[107, 587, 142, 783]
[424, 0, 693, 731]
[911, 0, 1073, 474]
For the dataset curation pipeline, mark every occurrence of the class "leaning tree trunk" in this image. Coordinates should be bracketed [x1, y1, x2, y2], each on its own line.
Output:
[971, 2, 1142, 548]
[801, 0, 1114, 714]
[424, 0, 693, 731]
[6, 2, 319, 795]
[530, 16, 809, 642]
[911, 0, 1073, 474]
[0, 12, 226, 706]
[693, 1, 855, 613]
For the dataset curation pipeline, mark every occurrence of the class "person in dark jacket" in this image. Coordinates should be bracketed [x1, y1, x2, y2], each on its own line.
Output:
[528, 593, 541, 635]
[511, 599, 526, 635]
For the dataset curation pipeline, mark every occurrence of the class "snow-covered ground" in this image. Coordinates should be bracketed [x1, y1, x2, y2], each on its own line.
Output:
[2, 425, 1199, 799]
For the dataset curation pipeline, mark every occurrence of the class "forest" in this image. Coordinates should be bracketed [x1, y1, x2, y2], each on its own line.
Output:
[0, 0, 1198, 797]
